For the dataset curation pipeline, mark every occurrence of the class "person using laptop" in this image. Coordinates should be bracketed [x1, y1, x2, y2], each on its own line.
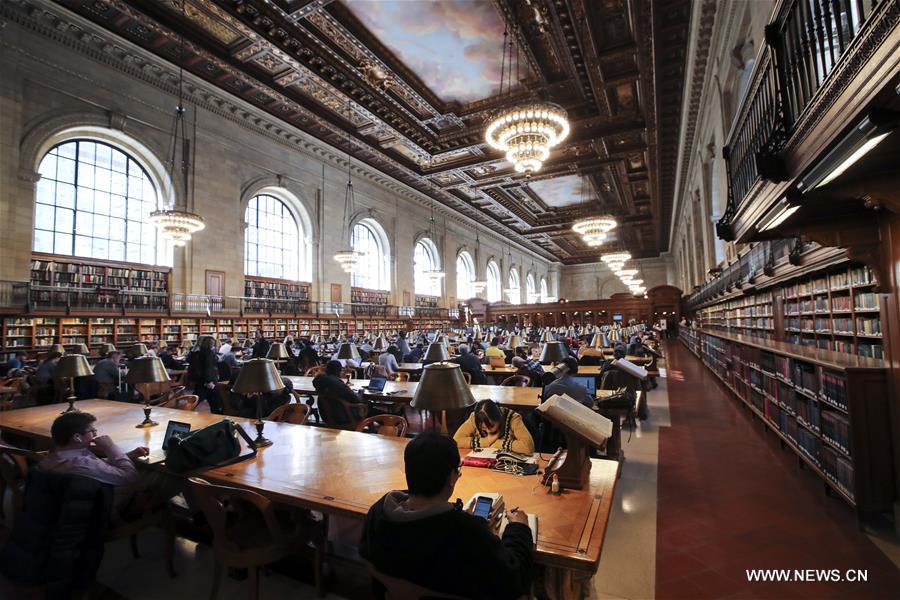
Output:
[453, 400, 534, 454]
[361, 431, 532, 599]
[483, 337, 506, 362]
[541, 357, 594, 407]
[377, 346, 400, 377]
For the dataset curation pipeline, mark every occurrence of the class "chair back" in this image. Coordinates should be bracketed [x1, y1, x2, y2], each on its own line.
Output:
[317, 393, 365, 431]
[266, 402, 310, 425]
[500, 375, 530, 387]
[215, 382, 239, 416]
[305, 366, 327, 377]
[355, 415, 408, 437]
[366, 564, 466, 600]
[0, 445, 45, 518]
[363, 363, 378, 379]
[393, 371, 410, 382]
[340, 368, 356, 380]
[165, 394, 199, 411]
[460, 371, 472, 385]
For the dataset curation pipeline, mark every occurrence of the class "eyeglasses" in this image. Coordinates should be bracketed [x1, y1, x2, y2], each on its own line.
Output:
[456, 463, 463, 476]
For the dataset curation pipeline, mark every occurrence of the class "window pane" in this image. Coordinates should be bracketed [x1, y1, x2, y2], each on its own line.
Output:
[54, 232, 72, 255]
[75, 235, 92, 256]
[35, 203, 54, 229]
[36, 180, 55, 204]
[34, 229, 53, 253]
[55, 207, 74, 232]
[57, 157, 76, 184]
[109, 218, 125, 241]
[109, 241, 125, 261]
[56, 183, 75, 209]
[38, 154, 57, 180]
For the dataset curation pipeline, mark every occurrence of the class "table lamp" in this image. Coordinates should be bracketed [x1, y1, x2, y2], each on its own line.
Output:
[411, 362, 475, 433]
[589, 333, 605, 348]
[539, 341, 569, 365]
[435, 334, 448, 347]
[128, 343, 148, 358]
[55, 354, 93, 413]
[335, 342, 361, 362]
[372, 335, 388, 351]
[125, 356, 171, 428]
[506, 335, 523, 350]
[540, 330, 554, 343]
[99, 343, 116, 357]
[311, 334, 321, 344]
[232, 358, 285, 447]
[49, 344, 66, 355]
[423, 342, 450, 363]
[180, 339, 194, 351]
[74, 343, 90, 355]
[266, 342, 290, 372]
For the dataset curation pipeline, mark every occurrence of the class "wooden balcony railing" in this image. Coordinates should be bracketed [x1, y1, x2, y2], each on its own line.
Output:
[719, 0, 887, 238]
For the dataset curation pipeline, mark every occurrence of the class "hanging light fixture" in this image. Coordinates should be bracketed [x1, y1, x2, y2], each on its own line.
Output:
[571, 173, 616, 246]
[333, 103, 364, 273]
[601, 252, 632, 264]
[484, 11, 569, 176]
[150, 0, 204, 246]
[471, 224, 487, 293]
[502, 247, 519, 301]
[423, 203, 445, 282]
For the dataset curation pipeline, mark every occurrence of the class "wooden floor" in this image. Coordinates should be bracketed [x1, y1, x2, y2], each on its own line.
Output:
[656, 341, 900, 599]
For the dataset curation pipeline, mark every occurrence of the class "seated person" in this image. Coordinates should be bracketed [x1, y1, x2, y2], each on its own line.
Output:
[5, 351, 26, 372]
[229, 375, 293, 418]
[360, 431, 532, 600]
[312, 360, 369, 426]
[627, 335, 647, 357]
[451, 345, 487, 384]
[93, 350, 123, 399]
[378, 346, 400, 377]
[35, 351, 62, 385]
[510, 356, 539, 385]
[453, 400, 535, 454]
[220, 345, 242, 372]
[541, 357, 594, 407]
[158, 345, 180, 370]
[402, 343, 425, 363]
[483, 337, 506, 361]
[39, 411, 153, 521]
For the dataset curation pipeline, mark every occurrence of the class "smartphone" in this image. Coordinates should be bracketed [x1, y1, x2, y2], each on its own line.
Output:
[472, 496, 493, 521]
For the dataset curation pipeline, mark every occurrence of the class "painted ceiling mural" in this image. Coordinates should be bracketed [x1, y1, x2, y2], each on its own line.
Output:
[344, 0, 515, 103]
[36, 0, 692, 264]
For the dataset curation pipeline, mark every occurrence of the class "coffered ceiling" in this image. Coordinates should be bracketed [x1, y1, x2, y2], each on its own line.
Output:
[52, 0, 691, 263]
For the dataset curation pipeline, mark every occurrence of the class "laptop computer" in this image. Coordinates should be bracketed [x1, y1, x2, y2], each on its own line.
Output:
[144, 420, 191, 464]
[364, 375, 388, 392]
[488, 356, 507, 368]
[570, 375, 597, 396]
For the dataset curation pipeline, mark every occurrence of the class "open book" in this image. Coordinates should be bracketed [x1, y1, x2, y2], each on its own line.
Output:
[499, 512, 538, 547]
[535, 393, 613, 446]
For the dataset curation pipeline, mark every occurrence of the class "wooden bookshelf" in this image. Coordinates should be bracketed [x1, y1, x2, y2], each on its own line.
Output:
[681, 328, 893, 516]
[244, 276, 311, 313]
[351, 287, 389, 317]
[696, 264, 882, 359]
[30, 254, 170, 310]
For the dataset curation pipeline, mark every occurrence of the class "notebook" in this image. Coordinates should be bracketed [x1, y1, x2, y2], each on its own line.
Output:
[144, 420, 191, 464]
[499, 512, 538, 546]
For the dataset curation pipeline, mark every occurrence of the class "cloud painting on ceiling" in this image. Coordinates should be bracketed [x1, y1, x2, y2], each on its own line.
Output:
[527, 175, 593, 209]
[344, 0, 524, 103]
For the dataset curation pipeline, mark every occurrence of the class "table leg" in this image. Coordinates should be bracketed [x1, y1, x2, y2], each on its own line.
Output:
[541, 565, 589, 599]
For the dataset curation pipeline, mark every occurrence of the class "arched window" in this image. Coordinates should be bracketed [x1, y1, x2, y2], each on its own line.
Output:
[456, 251, 475, 300]
[526, 273, 536, 304]
[506, 268, 521, 304]
[486, 260, 501, 303]
[351, 218, 391, 290]
[540, 277, 549, 302]
[414, 238, 441, 296]
[33, 139, 165, 265]
[244, 192, 308, 281]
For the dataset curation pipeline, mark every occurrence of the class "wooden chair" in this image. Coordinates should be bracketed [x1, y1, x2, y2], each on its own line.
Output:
[500, 375, 531, 387]
[460, 371, 472, 385]
[215, 382, 240, 417]
[355, 415, 408, 437]
[393, 372, 410, 382]
[339, 368, 356, 381]
[0, 377, 24, 410]
[300, 369, 325, 423]
[304, 366, 327, 377]
[0, 444, 45, 519]
[316, 393, 367, 431]
[188, 477, 325, 599]
[363, 363, 378, 379]
[366, 563, 466, 600]
[266, 402, 310, 425]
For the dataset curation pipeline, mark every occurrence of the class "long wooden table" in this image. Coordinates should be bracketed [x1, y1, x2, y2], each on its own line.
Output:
[0, 400, 618, 598]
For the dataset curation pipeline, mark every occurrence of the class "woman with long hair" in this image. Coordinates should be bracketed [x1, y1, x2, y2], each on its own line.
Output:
[453, 400, 534, 454]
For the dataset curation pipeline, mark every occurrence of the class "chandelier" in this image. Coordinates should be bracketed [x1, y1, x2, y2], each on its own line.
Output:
[152, 6, 205, 247]
[149, 210, 204, 247]
[422, 204, 445, 282]
[572, 216, 617, 247]
[601, 252, 632, 264]
[483, 17, 569, 175]
[471, 224, 487, 294]
[334, 104, 364, 273]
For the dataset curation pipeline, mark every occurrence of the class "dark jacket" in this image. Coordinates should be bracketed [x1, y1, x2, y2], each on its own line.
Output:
[312, 374, 364, 425]
[361, 491, 532, 599]
[252, 337, 271, 359]
[0, 470, 113, 599]
[188, 347, 218, 386]
[452, 353, 488, 384]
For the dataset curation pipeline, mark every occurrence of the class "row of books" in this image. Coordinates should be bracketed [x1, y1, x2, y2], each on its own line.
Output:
[821, 447, 854, 499]
[821, 412, 851, 455]
[857, 316, 881, 335]
[779, 382, 821, 431]
[854, 293, 878, 310]
[858, 342, 884, 359]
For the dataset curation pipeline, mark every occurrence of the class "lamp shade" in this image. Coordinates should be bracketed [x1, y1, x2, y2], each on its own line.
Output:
[539, 341, 569, 365]
[540, 330, 554, 343]
[49, 344, 66, 355]
[506, 335, 523, 349]
[125, 356, 171, 384]
[410, 362, 475, 412]
[266, 342, 290, 360]
[435, 334, 448, 347]
[128, 343, 148, 358]
[589, 333, 605, 348]
[181, 339, 194, 350]
[99, 343, 116, 356]
[74, 343, 90, 355]
[55, 354, 93, 379]
[423, 342, 450, 363]
[372, 336, 388, 351]
[335, 343, 361, 361]
[232, 358, 285, 395]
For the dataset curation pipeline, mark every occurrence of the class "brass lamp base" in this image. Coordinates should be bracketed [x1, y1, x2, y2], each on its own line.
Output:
[62, 394, 79, 414]
[254, 419, 273, 447]
[136, 404, 158, 428]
